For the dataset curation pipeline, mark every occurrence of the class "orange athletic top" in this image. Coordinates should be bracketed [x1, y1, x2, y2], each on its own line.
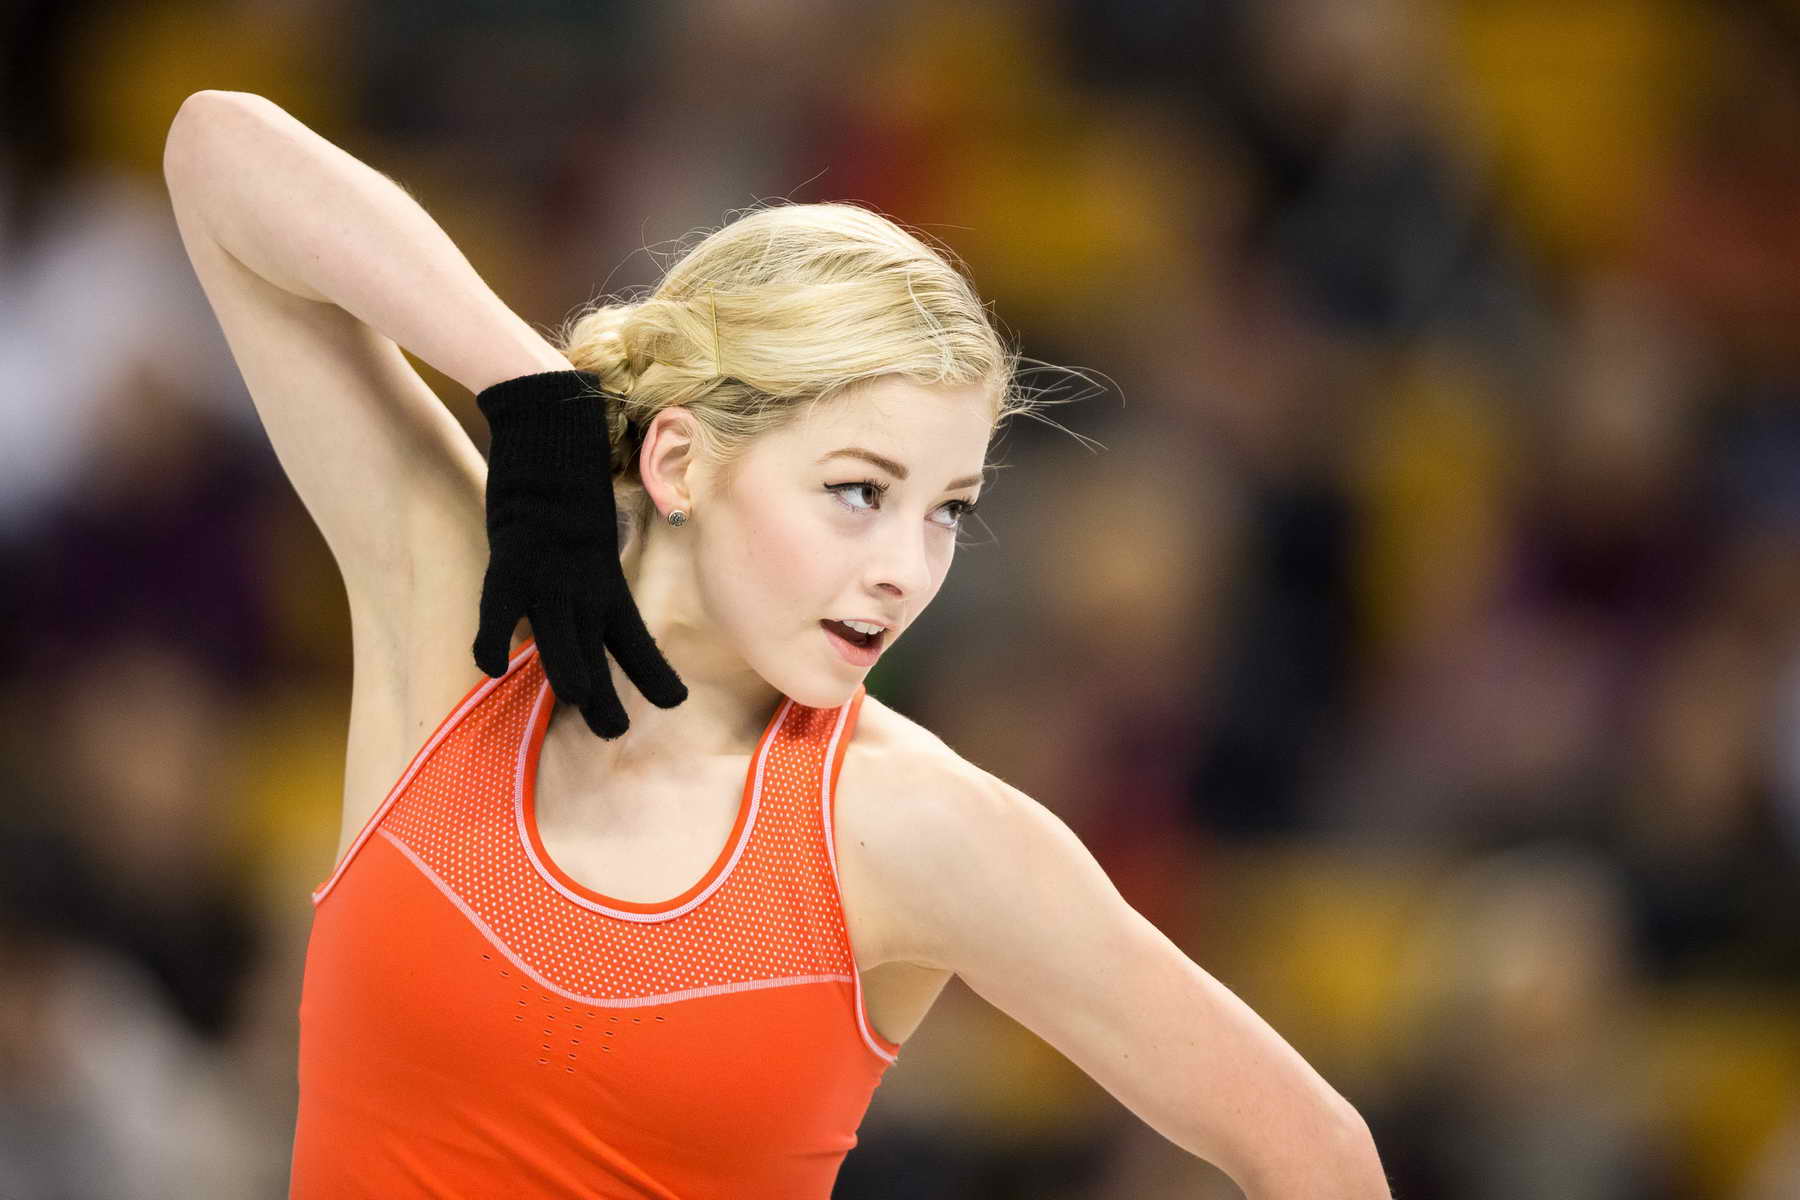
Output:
[290, 636, 901, 1198]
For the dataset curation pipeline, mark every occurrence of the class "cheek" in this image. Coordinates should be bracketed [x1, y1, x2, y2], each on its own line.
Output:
[702, 490, 831, 620]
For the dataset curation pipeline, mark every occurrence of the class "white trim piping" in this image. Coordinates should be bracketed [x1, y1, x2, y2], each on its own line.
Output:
[379, 828, 852, 1007]
[513, 675, 790, 922]
[311, 643, 532, 907]
[820, 692, 900, 1065]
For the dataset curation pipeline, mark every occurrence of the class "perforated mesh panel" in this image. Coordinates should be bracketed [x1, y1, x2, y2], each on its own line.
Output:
[325, 648, 869, 1004]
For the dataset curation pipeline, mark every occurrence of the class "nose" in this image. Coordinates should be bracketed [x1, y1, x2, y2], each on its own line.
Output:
[869, 515, 935, 605]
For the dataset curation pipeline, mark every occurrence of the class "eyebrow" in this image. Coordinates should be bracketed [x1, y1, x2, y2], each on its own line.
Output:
[817, 447, 983, 491]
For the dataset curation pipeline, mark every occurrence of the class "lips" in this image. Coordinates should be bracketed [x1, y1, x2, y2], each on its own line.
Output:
[822, 618, 878, 647]
[821, 619, 887, 665]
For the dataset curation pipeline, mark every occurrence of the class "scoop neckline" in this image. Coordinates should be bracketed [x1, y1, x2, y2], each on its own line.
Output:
[516, 647, 791, 918]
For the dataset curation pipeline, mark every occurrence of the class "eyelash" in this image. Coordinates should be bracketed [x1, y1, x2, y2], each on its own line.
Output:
[826, 479, 980, 529]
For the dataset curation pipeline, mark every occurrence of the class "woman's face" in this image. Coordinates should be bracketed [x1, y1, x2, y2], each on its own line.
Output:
[690, 377, 994, 708]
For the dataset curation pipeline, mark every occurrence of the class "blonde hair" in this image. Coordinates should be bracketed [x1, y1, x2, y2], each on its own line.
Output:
[554, 201, 1071, 549]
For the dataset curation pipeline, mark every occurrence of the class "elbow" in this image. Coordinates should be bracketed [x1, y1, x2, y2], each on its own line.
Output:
[1241, 1105, 1391, 1200]
[173, 88, 260, 122]
[1333, 1112, 1392, 1200]
[164, 91, 265, 180]
[165, 91, 230, 183]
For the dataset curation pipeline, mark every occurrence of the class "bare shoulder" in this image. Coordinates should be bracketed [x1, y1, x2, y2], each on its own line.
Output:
[841, 691, 948, 762]
[832, 692, 1016, 967]
[839, 692, 988, 802]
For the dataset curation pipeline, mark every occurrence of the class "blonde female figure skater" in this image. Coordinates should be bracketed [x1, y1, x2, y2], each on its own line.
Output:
[162, 91, 1391, 1199]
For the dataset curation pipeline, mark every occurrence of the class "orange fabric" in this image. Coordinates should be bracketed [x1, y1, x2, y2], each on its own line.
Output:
[291, 637, 900, 1198]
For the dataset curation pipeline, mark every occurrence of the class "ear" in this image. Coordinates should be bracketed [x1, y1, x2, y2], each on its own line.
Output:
[637, 407, 705, 519]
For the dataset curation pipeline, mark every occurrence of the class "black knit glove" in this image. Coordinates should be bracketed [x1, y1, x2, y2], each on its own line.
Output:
[471, 369, 686, 738]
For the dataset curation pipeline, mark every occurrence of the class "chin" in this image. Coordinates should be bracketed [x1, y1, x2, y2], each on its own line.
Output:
[755, 650, 866, 710]
[747, 626, 884, 710]
[775, 674, 864, 710]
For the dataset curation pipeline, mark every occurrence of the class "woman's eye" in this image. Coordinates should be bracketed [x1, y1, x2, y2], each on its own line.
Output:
[937, 500, 977, 530]
[826, 481, 884, 511]
[826, 481, 978, 531]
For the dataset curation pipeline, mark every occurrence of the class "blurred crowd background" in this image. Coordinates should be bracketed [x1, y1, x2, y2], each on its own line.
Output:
[2, 0, 1798, 1196]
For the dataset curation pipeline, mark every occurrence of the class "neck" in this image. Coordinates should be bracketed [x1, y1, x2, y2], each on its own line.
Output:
[541, 524, 784, 784]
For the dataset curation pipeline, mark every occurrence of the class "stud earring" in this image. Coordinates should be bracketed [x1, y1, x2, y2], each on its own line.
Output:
[667, 509, 688, 526]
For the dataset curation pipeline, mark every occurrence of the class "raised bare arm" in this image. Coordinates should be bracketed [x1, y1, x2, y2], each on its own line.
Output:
[163, 89, 569, 394]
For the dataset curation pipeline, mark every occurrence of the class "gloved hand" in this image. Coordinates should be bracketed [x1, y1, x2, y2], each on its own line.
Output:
[470, 368, 687, 738]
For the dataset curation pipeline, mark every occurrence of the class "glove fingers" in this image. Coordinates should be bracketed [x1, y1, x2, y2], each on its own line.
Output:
[531, 594, 593, 709]
[574, 595, 630, 739]
[605, 592, 689, 710]
[578, 694, 630, 740]
[472, 569, 526, 677]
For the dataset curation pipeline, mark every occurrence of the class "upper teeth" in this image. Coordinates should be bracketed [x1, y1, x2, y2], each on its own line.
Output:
[840, 619, 884, 636]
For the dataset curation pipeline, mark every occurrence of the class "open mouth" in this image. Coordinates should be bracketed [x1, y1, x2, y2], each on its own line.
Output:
[821, 618, 884, 648]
